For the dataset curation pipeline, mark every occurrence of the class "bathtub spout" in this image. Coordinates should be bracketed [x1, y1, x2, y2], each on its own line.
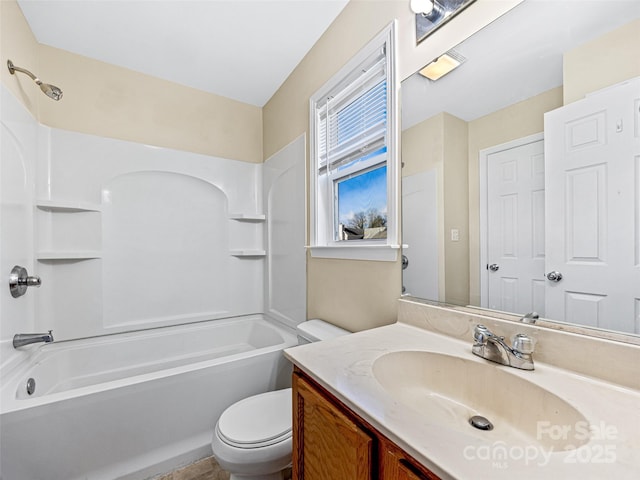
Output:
[13, 330, 54, 348]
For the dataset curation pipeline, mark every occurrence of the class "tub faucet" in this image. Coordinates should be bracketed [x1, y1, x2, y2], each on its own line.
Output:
[472, 325, 534, 370]
[13, 330, 54, 349]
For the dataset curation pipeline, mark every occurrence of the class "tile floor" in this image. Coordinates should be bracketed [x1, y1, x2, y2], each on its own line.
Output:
[155, 457, 229, 480]
[155, 456, 292, 480]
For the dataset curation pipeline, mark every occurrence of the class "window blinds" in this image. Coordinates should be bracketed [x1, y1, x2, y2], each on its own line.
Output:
[317, 47, 387, 173]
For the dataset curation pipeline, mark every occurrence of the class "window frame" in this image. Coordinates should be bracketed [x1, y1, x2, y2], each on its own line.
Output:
[309, 22, 399, 262]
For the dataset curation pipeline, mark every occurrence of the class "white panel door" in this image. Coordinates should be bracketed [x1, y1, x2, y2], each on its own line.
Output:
[402, 169, 439, 300]
[486, 139, 546, 315]
[544, 77, 640, 333]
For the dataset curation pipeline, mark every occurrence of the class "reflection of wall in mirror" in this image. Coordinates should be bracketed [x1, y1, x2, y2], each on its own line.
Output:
[401, 112, 469, 305]
[564, 19, 640, 104]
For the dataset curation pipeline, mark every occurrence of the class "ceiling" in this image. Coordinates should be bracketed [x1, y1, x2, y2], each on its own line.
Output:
[17, 0, 349, 107]
[402, 0, 640, 130]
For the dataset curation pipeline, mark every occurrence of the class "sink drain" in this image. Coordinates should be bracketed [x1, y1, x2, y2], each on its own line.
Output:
[26, 378, 36, 396]
[469, 415, 493, 431]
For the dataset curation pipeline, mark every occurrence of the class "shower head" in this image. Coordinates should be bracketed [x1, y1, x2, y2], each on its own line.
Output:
[38, 82, 63, 101]
[7, 59, 63, 101]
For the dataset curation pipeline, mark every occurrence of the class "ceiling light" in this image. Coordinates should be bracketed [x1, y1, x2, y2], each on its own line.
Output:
[418, 51, 466, 81]
[413, 0, 476, 44]
[410, 0, 435, 16]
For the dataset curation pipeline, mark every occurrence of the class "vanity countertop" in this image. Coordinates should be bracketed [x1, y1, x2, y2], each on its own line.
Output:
[284, 321, 640, 479]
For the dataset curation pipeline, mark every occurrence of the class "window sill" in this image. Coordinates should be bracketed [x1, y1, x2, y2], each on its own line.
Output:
[308, 244, 400, 262]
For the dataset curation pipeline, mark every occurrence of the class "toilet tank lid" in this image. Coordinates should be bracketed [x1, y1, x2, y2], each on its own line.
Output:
[296, 319, 350, 342]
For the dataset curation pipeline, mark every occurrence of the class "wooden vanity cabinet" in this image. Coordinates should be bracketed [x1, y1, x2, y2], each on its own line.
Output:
[292, 368, 440, 480]
[380, 441, 440, 480]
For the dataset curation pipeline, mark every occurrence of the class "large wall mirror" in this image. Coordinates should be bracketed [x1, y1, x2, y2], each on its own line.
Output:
[401, 0, 640, 340]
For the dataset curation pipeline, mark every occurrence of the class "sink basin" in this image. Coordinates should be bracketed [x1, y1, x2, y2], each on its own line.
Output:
[372, 351, 588, 450]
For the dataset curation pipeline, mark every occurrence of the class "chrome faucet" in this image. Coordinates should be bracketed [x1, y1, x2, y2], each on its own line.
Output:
[13, 330, 54, 348]
[520, 311, 539, 324]
[472, 325, 534, 370]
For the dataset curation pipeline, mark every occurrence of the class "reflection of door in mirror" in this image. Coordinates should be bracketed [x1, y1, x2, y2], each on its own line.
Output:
[544, 77, 640, 333]
[402, 169, 439, 299]
[480, 135, 545, 316]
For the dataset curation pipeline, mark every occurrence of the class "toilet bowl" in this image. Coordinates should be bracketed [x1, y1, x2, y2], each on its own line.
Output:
[211, 388, 292, 480]
[211, 319, 349, 480]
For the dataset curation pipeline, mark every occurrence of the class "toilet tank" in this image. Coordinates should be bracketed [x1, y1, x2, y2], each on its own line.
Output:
[296, 319, 350, 344]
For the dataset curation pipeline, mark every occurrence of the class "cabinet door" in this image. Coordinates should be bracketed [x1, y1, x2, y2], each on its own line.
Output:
[293, 373, 374, 480]
[381, 442, 440, 480]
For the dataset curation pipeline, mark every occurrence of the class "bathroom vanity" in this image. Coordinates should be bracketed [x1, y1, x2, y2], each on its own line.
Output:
[293, 369, 439, 479]
[285, 299, 640, 480]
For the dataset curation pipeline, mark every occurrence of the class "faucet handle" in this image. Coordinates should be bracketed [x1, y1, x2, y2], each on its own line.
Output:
[473, 325, 491, 345]
[512, 333, 535, 355]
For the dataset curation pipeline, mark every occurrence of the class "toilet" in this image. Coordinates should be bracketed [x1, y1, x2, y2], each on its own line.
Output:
[211, 319, 349, 480]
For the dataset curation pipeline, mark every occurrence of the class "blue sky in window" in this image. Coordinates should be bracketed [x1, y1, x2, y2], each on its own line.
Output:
[337, 166, 387, 226]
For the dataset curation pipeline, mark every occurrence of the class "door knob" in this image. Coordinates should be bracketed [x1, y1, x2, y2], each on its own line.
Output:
[488, 264, 500, 272]
[9, 265, 42, 298]
[546, 271, 563, 282]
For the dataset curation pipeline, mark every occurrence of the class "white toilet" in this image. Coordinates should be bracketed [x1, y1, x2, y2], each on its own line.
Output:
[211, 319, 349, 480]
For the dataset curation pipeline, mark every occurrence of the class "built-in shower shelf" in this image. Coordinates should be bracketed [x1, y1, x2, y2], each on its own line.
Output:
[228, 213, 266, 222]
[36, 200, 102, 212]
[37, 251, 102, 260]
[229, 250, 266, 257]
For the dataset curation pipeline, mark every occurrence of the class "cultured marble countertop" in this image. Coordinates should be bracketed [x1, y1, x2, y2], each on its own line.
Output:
[284, 322, 640, 479]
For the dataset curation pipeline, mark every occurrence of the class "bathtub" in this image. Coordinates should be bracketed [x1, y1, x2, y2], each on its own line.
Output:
[0, 315, 297, 480]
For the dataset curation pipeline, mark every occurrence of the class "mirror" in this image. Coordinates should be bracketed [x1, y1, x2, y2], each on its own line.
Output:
[401, 0, 640, 339]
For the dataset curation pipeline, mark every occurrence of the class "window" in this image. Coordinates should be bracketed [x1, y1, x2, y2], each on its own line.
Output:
[309, 23, 398, 261]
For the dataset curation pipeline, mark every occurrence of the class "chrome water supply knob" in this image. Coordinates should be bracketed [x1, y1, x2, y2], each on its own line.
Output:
[512, 333, 535, 355]
[9, 265, 42, 298]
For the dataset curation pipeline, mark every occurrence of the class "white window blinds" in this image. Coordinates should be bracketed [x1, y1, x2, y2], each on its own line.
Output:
[316, 47, 387, 173]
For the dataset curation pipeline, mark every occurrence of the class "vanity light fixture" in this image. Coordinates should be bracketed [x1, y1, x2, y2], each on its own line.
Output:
[410, 0, 436, 16]
[411, 0, 477, 44]
[418, 50, 466, 81]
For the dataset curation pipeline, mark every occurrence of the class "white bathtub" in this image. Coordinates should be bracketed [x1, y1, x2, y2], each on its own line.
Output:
[0, 315, 297, 480]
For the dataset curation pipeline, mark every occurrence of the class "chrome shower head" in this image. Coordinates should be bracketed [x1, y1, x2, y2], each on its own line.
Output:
[38, 82, 63, 101]
[7, 59, 63, 101]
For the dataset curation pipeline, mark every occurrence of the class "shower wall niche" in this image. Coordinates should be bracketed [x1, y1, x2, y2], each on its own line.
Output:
[29, 125, 302, 341]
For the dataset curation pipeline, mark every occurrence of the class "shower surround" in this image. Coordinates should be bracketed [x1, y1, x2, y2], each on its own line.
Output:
[0, 85, 306, 479]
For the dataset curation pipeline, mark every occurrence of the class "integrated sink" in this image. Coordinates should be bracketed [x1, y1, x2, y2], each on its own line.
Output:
[372, 351, 589, 450]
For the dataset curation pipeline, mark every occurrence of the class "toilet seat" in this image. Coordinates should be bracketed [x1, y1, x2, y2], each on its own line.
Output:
[216, 388, 292, 449]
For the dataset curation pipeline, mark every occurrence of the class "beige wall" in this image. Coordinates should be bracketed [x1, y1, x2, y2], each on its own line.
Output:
[442, 113, 469, 305]
[563, 19, 640, 105]
[401, 113, 444, 177]
[0, 0, 39, 118]
[36, 45, 263, 163]
[1, 0, 263, 163]
[265, 0, 522, 332]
